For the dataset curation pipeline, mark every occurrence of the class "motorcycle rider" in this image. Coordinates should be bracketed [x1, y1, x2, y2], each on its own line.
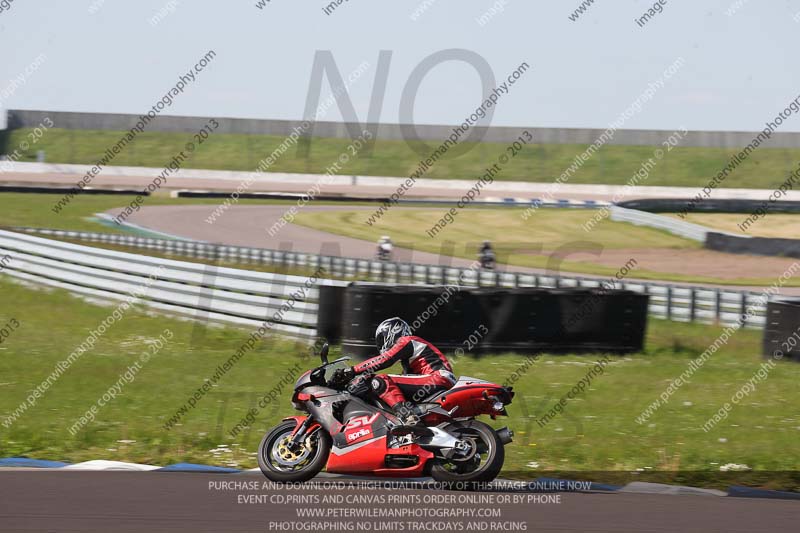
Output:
[479, 240, 495, 269]
[335, 317, 456, 423]
[376, 235, 393, 260]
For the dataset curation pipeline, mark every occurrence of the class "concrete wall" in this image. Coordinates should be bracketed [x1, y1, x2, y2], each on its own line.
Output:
[8, 109, 800, 148]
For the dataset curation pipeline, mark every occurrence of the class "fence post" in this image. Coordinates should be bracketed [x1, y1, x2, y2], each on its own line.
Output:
[740, 293, 747, 327]
[666, 286, 673, 320]
[715, 289, 722, 322]
[689, 288, 696, 322]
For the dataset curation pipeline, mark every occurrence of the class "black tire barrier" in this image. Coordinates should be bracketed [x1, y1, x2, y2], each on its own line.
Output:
[0, 185, 150, 196]
[316, 285, 347, 343]
[616, 199, 800, 260]
[762, 299, 800, 361]
[706, 233, 800, 259]
[176, 191, 391, 203]
[618, 198, 800, 214]
[338, 283, 649, 358]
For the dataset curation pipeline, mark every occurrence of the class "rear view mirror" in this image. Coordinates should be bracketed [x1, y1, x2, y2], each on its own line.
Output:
[320, 342, 329, 364]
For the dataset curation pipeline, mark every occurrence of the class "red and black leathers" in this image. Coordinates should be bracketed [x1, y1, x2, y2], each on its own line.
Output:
[353, 336, 456, 409]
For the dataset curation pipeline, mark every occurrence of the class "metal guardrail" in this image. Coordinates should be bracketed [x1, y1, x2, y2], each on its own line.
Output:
[609, 205, 746, 242]
[0, 229, 345, 338]
[2, 227, 768, 330]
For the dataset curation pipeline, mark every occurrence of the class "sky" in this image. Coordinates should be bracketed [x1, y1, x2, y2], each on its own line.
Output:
[1, 0, 800, 132]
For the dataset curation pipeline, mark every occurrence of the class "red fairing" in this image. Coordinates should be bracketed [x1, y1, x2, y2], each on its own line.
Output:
[326, 438, 433, 477]
[282, 416, 322, 436]
[437, 385, 511, 418]
[283, 415, 307, 427]
[326, 413, 433, 477]
[342, 413, 380, 445]
[327, 436, 387, 473]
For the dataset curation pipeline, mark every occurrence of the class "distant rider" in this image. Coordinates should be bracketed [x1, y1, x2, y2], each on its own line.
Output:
[377, 236, 393, 260]
[479, 240, 495, 269]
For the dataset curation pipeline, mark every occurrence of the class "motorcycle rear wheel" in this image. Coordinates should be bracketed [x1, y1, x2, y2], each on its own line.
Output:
[257, 420, 331, 482]
[430, 420, 504, 483]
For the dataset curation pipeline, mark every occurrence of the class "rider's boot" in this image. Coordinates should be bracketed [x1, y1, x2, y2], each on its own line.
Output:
[394, 401, 421, 425]
[389, 402, 432, 437]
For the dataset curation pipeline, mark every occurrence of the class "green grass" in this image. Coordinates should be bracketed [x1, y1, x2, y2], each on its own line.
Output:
[0, 192, 375, 234]
[297, 206, 694, 251]
[1, 277, 798, 489]
[4, 127, 800, 189]
[666, 212, 800, 239]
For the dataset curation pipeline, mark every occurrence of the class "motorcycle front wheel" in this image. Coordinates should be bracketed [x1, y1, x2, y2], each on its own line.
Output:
[430, 420, 504, 483]
[257, 420, 331, 482]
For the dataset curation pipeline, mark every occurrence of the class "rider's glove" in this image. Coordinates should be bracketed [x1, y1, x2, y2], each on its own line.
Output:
[347, 374, 372, 398]
[330, 367, 356, 388]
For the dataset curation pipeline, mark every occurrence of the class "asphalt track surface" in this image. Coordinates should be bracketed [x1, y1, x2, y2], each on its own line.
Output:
[1, 471, 797, 532]
[110, 204, 800, 294]
[111, 204, 476, 266]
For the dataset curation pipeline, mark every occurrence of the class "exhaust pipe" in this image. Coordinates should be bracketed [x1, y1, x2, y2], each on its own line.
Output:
[496, 426, 514, 445]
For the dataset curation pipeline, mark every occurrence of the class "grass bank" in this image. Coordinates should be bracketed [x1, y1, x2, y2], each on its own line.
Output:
[666, 212, 800, 239]
[3, 127, 800, 189]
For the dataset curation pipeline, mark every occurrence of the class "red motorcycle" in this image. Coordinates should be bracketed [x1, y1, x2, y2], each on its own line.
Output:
[257, 345, 514, 483]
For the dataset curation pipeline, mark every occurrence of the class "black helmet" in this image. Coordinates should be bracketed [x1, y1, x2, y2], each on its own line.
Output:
[374, 317, 411, 353]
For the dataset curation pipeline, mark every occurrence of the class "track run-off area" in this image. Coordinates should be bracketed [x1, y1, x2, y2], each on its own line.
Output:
[1, 471, 798, 532]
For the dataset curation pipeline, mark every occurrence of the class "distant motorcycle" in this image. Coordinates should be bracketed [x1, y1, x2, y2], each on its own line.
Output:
[257, 344, 514, 483]
[478, 241, 496, 270]
[376, 236, 393, 261]
[479, 250, 496, 270]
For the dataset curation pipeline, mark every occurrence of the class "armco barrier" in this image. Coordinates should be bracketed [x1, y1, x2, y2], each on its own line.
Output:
[0, 229, 344, 338]
[609, 205, 743, 242]
[339, 284, 649, 357]
[4, 227, 770, 329]
[762, 299, 800, 361]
